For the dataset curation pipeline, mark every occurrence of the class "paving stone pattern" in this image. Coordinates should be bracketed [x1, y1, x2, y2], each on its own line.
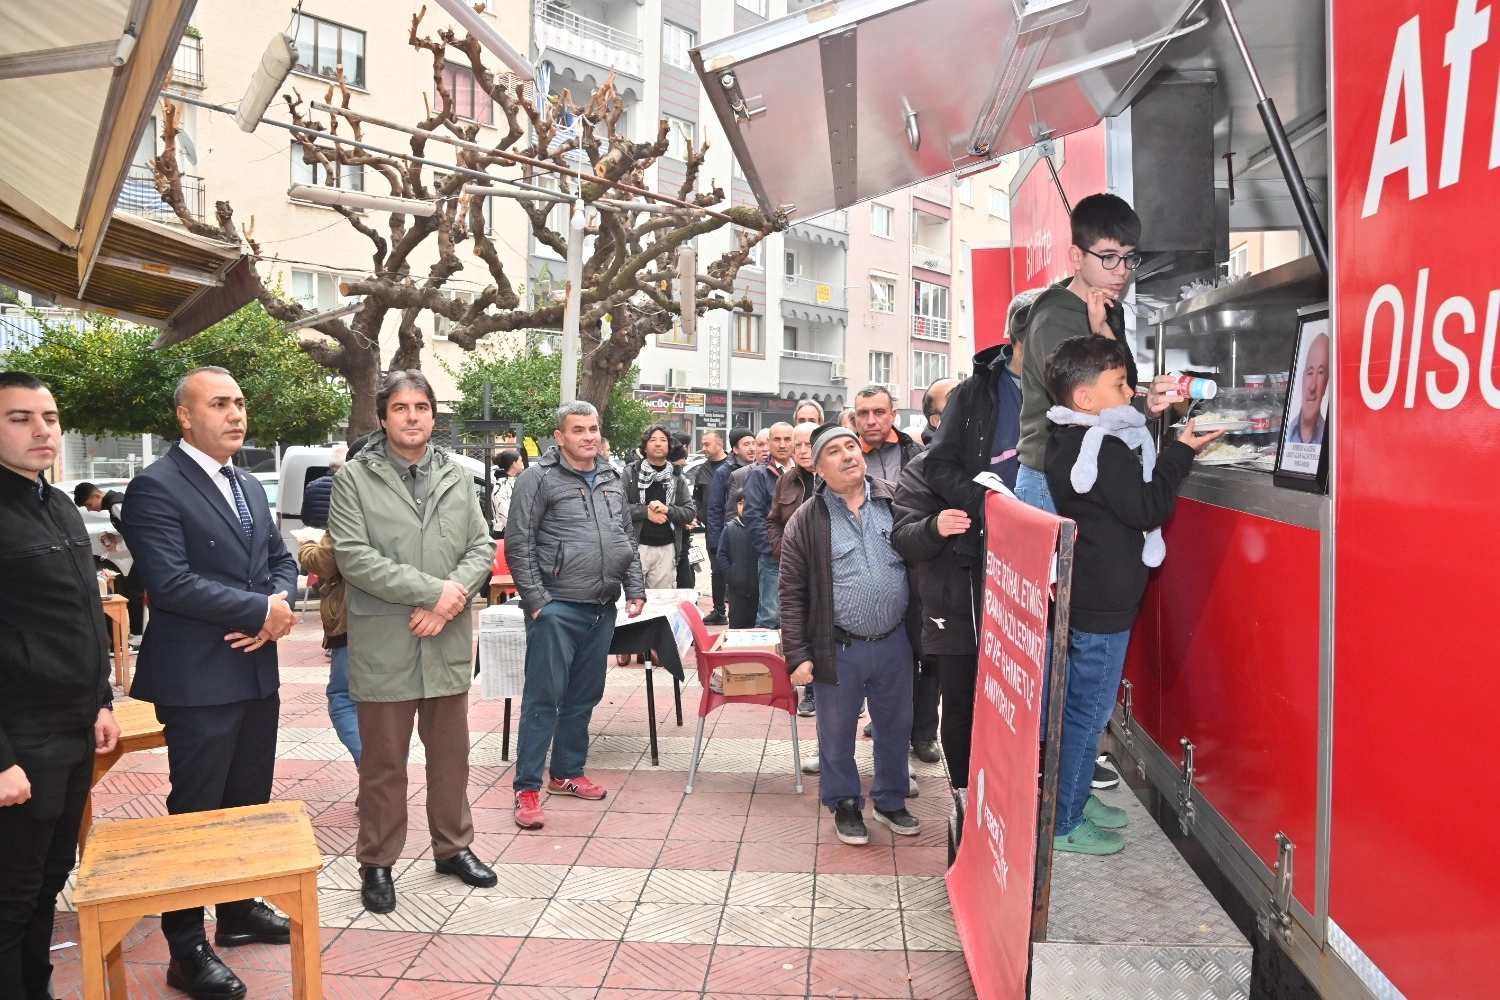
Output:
[50, 607, 974, 999]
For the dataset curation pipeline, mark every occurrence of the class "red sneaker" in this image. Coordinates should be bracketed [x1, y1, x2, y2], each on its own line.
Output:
[514, 790, 545, 829]
[546, 775, 608, 800]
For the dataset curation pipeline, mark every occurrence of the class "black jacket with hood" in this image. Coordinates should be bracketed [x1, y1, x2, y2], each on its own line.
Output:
[891, 451, 977, 658]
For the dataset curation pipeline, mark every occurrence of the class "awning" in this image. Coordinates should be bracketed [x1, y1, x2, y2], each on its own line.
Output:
[692, 0, 1206, 221]
[0, 0, 196, 289]
[0, 200, 254, 342]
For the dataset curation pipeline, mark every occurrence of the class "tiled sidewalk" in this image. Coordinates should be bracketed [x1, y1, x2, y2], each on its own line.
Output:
[50, 616, 975, 1000]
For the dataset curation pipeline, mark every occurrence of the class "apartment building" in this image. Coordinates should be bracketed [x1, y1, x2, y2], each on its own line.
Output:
[130, 1, 535, 405]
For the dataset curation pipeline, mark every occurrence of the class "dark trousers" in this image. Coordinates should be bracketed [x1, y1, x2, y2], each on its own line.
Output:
[813, 632, 914, 813]
[114, 567, 145, 635]
[706, 545, 727, 614]
[155, 693, 279, 957]
[727, 589, 758, 629]
[0, 728, 92, 1000]
[912, 660, 941, 744]
[514, 601, 615, 792]
[676, 539, 696, 589]
[930, 653, 979, 788]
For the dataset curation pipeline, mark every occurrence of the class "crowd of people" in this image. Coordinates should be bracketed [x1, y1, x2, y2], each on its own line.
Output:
[0, 191, 1229, 1000]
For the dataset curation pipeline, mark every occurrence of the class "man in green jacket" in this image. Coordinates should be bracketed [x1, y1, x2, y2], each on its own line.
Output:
[329, 371, 496, 915]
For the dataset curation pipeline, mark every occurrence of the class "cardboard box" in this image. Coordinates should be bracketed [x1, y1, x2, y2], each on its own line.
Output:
[710, 629, 781, 696]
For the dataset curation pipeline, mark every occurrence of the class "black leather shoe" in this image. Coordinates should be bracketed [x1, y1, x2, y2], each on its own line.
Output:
[832, 798, 868, 846]
[910, 740, 942, 764]
[214, 900, 290, 947]
[703, 611, 728, 626]
[166, 943, 247, 1000]
[361, 866, 396, 913]
[435, 847, 498, 888]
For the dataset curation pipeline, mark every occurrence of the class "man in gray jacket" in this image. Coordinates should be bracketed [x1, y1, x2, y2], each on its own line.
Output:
[329, 371, 496, 915]
[507, 401, 645, 830]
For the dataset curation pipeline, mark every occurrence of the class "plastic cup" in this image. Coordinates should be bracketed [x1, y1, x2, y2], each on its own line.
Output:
[1168, 372, 1218, 400]
[1244, 374, 1267, 388]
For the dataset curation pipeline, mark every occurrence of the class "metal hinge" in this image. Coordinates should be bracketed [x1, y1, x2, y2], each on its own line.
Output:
[1177, 737, 1196, 834]
[1259, 832, 1296, 944]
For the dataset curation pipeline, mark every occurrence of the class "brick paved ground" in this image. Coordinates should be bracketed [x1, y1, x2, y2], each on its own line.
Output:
[49, 608, 975, 1000]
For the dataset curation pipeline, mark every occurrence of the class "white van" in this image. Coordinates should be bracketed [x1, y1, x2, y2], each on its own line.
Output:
[279, 444, 490, 551]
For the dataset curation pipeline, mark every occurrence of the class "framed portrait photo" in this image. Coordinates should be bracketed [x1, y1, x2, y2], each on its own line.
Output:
[1274, 304, 1330, 492]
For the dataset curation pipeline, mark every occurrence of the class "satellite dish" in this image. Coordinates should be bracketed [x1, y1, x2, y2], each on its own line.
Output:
[178, 130, 199, 166]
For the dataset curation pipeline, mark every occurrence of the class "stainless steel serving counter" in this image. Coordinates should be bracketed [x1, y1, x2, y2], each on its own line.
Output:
[1179, 464, 1324, 530]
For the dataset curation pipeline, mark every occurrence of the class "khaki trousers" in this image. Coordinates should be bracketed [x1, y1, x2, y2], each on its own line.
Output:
[639, 543, 677, 589]
[355, 693, 474, 868]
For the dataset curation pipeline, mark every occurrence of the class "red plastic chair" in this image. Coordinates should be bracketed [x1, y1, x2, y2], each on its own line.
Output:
[489, 539, 516, 603]
[677, 600, 803, 794]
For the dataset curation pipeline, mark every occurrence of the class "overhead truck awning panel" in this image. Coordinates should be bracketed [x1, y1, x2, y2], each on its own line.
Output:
[693, 0, 1205, 220]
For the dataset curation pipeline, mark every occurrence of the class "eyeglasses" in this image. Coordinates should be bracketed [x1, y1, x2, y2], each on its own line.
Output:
[1082, 248, 1145, 271]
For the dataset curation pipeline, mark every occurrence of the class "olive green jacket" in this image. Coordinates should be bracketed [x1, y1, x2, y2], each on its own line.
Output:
[328, 430, 494, 702]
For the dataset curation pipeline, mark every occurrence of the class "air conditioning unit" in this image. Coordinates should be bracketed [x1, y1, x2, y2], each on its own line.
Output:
[666, 368, 692, 388]
[883, 382, 901, 398]
[829, 361, 848, 381]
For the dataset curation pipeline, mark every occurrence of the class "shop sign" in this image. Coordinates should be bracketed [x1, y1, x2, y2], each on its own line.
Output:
[1009, 122, 1106, 292]
[816, 283, 832, 303]
[633, 390, 706, 415]
[947, 491, 1062, 1000]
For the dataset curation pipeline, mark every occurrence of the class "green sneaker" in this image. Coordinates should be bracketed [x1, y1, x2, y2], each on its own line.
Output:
[1054, 818, 1125, 855]
[1083, 794, 1128, 830]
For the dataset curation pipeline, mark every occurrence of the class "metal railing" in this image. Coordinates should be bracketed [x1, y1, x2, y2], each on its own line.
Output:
[801, 209, 848, 233]
[118, 165, 206, 224]
[172, 34, 204, 88]
[536, 4, 645, 77]
[783, 350, 843, 362]
[782, 276, 847, 309]
[911, 314, 951, 341]
[910, 243, 952, 272]
[912, 179, 951, 205]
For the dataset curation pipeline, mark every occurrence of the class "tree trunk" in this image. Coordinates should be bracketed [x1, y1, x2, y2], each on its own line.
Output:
[344, 333, 383, 439]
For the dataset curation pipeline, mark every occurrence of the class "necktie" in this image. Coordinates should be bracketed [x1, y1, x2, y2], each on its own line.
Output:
[219, 466, 255, 541]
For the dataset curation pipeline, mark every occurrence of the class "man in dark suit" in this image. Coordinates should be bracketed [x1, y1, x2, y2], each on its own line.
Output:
[120, 366, 298, 1000]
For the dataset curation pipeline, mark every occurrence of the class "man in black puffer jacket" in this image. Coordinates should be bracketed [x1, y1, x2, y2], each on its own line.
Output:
[299, 444, 346, 529]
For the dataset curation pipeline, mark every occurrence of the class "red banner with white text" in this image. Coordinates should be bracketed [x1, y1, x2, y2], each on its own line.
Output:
[947, 492, 1064, 999]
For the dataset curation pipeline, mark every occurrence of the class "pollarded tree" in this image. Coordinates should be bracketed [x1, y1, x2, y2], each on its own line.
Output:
[151, 7, 771, 437]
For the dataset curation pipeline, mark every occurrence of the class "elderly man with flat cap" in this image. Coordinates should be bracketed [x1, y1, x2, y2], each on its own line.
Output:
[778, 424, 921, 847]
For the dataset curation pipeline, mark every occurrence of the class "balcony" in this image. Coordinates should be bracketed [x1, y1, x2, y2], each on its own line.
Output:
[788, 209, 849, 248]
[782, 276, 846, 310]
[118, 165, 205, 224]
[912, 179, 951, 206]
[911, 315, 951, 341]
[910, 243, 951, 273]
[171, 34, 204, 88]
[536, 5, 644, 81]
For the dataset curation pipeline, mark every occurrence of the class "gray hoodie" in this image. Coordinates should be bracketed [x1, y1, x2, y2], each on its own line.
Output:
[505, 445, 645, 616]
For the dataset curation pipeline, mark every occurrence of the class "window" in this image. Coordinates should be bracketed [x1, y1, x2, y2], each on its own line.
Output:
[290, 142, 363, 191]
[869, 275, 896, 313]
[736, 0, 769, 15]
[734, 313, 763, 356]
[784, 249, 800, 277]
[913, 350, 949, 387]
[662, 23, 696, 71]
[913, 280, 950, 339]
[438, 64, 493, 125]
[433, 290, 474, 339]
[293, 14, 366, 89]
[871, 203, 893, 238]
[959, 177, 973, 207]
[290, 270, 359, 313]
[659, 317, 696, 347]
[663, 114, 696, 161]
[783, 326, 800, 353]
[732, 157, 745, 181]
[988, 188, 1009, 220]
[1229, 242, 1250, 277]
[870, 351, 893, 384]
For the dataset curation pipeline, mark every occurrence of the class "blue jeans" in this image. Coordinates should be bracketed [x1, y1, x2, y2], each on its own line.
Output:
[327, 646, 361, 767]
[1055, 628, 1132, 835]
[513, 600, 615, 792]
[1015, 464, 1057, 515]
[756, 555, 780, 629]
[813, 632, 914, 813]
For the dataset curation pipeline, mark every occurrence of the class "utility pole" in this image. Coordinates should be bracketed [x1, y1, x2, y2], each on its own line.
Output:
[560, 199, 585, 403]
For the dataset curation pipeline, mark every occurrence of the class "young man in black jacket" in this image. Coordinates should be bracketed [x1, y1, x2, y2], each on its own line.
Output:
[716, 496, 760, 629]
[73, 481, 145, 637]
[1040, 339, 1221, 856]
[0, 372, 119, 1000]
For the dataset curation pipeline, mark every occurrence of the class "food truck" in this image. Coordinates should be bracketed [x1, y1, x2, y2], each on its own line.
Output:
[693, 0, 1499, 996]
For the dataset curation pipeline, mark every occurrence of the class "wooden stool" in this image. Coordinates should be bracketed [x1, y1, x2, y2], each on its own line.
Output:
[80, 699, 165, 851]
[100, 595, 131, 688]
[488, 574, 516, 605]
[74, 802, 323, 1000]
